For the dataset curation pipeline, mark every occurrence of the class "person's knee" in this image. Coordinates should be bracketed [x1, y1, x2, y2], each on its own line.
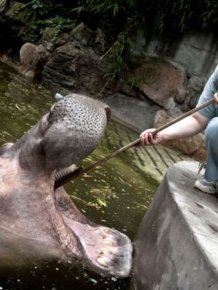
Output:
[205, 117, 218, 144]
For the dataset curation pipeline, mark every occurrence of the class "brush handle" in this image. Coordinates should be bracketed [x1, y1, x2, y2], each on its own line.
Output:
[55, 98, 215, 188]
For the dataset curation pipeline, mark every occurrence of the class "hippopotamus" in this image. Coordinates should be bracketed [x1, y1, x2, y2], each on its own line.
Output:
[0, 94, 132, 277]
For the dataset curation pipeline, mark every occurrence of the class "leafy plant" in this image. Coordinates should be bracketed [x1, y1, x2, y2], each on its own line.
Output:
[27, 0, 218, 36]
[30, 0, 54, 17]
[26, 0, 218, 82]
[100, 23, 142, 83]
[43, 16, 73, 31]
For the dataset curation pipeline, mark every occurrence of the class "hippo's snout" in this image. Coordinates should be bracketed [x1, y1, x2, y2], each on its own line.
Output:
[42, 93, 110, 169]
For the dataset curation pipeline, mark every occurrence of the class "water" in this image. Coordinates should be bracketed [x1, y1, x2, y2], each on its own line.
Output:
[0, 61, 158, 290]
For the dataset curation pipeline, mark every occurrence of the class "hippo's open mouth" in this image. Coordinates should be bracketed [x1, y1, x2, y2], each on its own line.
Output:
[0, 93, 132, 277]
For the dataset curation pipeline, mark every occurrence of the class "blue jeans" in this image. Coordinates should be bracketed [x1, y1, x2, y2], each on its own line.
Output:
[205, 117, 218, 181]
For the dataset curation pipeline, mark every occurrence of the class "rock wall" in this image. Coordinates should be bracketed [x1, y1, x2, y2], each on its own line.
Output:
[127, 32, 218, 159]
[146, 32, 218, 80]
[130, 30, 218, 115]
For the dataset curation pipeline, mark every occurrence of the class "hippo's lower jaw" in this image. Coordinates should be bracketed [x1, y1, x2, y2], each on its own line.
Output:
[55, 187, 133, 277]
[72, 224, 132, 277]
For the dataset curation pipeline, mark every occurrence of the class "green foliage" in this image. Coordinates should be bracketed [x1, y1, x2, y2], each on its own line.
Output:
[43, 16, 73, 31]
[102, 32, 128, 80]
[100, 24, 142, 83]
[26, 1, 75, 39]
[74, 0, 137, 16]
[28, 0, 218, 36]
[26, 0, 218, 80]
[129, 74, 145, 89]
[70, 0, 218, 81]
[72, 0, 218, 36]
[30, 0, 54, 17]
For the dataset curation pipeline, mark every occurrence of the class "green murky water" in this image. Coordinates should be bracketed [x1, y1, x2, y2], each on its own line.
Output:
[0, 62, 158, 290]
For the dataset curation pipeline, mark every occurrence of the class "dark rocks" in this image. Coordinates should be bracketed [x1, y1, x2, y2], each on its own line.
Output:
[42, 42, 108, 97]
[19, 42, 49, 81]
[72, 23, 106, 55]
[136, 57, 188, 112]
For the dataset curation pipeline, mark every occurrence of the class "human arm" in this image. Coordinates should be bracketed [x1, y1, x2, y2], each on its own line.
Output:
[139, 112, 209, 145]
[140, 92, 218, 146]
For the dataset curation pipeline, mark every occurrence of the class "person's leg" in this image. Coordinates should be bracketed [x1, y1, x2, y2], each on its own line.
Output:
[195, 117, 218, 194]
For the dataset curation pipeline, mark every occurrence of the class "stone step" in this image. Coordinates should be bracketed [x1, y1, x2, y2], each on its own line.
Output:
[134, 160, 218, 290]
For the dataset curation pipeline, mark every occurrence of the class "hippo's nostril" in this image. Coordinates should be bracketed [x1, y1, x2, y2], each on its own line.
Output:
[105, 106, 111, 122]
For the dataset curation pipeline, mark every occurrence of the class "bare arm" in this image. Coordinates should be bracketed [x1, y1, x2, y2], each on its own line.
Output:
[140, 92, 218, 146]
[163, 112, 208, 139]
[140, 112, 209, 145]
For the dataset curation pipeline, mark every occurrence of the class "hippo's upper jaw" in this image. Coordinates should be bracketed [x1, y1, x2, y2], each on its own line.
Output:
[0, 94, 132, 277]
[10, 94, 110, 173]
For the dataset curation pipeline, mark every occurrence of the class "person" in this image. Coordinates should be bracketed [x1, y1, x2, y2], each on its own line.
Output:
[139, 65, 218, 194]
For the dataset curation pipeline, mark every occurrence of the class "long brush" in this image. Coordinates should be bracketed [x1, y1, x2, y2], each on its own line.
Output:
[55, 98, 215, 189]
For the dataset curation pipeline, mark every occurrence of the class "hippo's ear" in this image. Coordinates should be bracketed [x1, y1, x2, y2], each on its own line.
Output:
[105, 106, 111, 122]
[54, 93, 64, 102]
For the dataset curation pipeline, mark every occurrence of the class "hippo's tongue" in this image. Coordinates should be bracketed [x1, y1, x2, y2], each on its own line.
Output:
[62, 216, 132, 277]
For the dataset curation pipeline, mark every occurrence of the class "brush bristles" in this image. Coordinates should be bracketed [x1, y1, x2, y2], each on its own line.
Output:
[55, 164, 79, 182]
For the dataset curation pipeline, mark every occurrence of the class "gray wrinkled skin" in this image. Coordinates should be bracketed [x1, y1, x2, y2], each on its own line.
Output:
[0, 93, 132, 277]
[45, 94, 109, 168]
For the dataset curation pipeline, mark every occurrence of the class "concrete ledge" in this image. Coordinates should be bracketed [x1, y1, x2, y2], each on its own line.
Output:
[133, 161, 218, 290]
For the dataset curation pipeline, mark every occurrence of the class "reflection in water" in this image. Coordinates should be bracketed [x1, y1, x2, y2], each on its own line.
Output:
[1, 262, 132, 290]
[0, 62, 158, 290]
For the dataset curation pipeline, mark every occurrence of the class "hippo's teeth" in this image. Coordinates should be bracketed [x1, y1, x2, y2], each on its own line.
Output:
[96, 256, 112, 268]
[55, 164, 78, 181]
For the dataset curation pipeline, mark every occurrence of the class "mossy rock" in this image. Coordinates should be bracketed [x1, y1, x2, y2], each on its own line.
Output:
[5, 2, 30, 23]
[42, 27, 61, 43]
[0, 0, 7, 13]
